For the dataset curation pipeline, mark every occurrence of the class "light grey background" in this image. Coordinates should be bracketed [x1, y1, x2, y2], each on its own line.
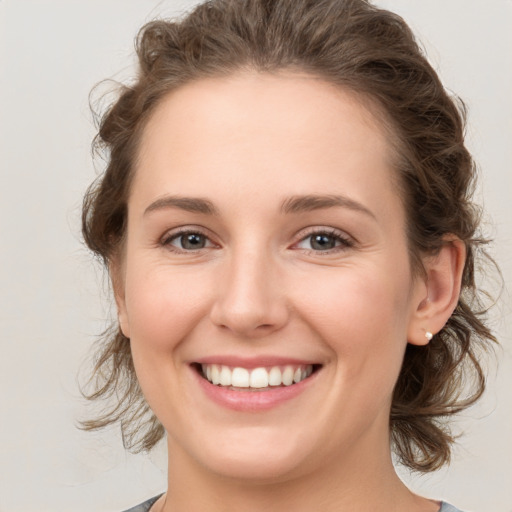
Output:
[0, 1, 511, 511]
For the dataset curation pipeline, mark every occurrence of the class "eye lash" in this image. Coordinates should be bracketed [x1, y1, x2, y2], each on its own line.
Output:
[160, 228, 194, 245]
[158, 226, 354, 255]
[160, 227, 213, 252]
[295, 227, 355, 254]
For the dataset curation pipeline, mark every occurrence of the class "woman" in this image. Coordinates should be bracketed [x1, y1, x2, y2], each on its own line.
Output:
[81, 0, 496, 510]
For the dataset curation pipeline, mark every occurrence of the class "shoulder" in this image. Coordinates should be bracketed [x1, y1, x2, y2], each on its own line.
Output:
[121, 497, 465, 512]
[121, 494, 163, 512]
[440, 502, 466, 512]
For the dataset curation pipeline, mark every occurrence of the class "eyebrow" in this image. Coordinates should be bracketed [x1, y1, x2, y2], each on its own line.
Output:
[280, 194, 376, 219]
[144, 196, 220, 216]
[143, 193, 375, 219]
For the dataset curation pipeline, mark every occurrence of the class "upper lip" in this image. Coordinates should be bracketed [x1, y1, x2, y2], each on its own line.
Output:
[192, 355, 322, 369]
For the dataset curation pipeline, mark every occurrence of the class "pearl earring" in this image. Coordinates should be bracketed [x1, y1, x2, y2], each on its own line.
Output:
[425, 331, 433, 341]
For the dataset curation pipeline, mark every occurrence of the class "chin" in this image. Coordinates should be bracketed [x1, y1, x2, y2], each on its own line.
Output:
[203, 452, 307, 483]
[189, 427, 315, 482]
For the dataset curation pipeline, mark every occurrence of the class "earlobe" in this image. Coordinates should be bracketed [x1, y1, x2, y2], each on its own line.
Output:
[116, 300, 131, 339]
[408, 238, 466, 346]
[109, 259, 130, 339]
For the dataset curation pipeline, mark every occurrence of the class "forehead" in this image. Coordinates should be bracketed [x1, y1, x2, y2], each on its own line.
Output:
[138, 70, 394, 163]
[132, 70, 401, 224]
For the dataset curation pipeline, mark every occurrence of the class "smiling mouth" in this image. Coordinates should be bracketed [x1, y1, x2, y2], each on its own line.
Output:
[192, 363, 321, 391]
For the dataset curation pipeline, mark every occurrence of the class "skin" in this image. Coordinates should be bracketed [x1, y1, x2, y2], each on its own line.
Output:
[113, 71, 465, 512]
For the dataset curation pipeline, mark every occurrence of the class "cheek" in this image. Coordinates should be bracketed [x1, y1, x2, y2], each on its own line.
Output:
[122, 262, 216, 416]
[123, 261, 213, 352]
[292, 263, 412, 378]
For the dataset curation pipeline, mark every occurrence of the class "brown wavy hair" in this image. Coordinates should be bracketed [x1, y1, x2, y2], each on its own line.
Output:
[81, 0, 497, 472]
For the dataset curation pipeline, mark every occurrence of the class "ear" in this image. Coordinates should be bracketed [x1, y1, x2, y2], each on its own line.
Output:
[407, 237, 466, 346]
[109, 256, 131, 339]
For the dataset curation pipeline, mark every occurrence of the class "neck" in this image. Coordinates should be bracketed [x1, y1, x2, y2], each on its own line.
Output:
[159, 431, 432, 512]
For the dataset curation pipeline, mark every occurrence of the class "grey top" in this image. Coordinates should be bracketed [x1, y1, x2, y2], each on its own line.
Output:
[440, 504, 465, 512]
[122, 494, 163, 512]
[121, 495, 465, 512]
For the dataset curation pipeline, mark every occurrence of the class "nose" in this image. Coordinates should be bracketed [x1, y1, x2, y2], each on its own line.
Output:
[209, 247, 289, 338]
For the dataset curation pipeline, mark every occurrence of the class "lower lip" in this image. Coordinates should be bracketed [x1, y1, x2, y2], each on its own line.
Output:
[192, 367, 319, 412]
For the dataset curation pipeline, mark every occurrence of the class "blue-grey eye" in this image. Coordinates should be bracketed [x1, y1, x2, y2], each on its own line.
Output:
[179, 233, 207, 250]
[295, 230, 352, 252]
[309, 233, 338, 250]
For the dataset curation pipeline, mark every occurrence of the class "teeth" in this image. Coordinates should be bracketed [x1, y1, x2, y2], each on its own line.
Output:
[211, 365, 220, 385]
[231, 367, 250, 387]
[200, 363, 314, 389]
[250, 368, 269, 388]
[282, 366, 294, 386]
[219, 366, 232, 386]
[268, 367, 282, 386]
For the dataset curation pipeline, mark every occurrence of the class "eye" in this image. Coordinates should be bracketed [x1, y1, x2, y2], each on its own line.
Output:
[294, 229, 353, 253]
[161, 229, 215, 252]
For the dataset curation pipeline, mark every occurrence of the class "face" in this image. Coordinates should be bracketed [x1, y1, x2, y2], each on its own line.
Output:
[115, 71, 427, 482]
